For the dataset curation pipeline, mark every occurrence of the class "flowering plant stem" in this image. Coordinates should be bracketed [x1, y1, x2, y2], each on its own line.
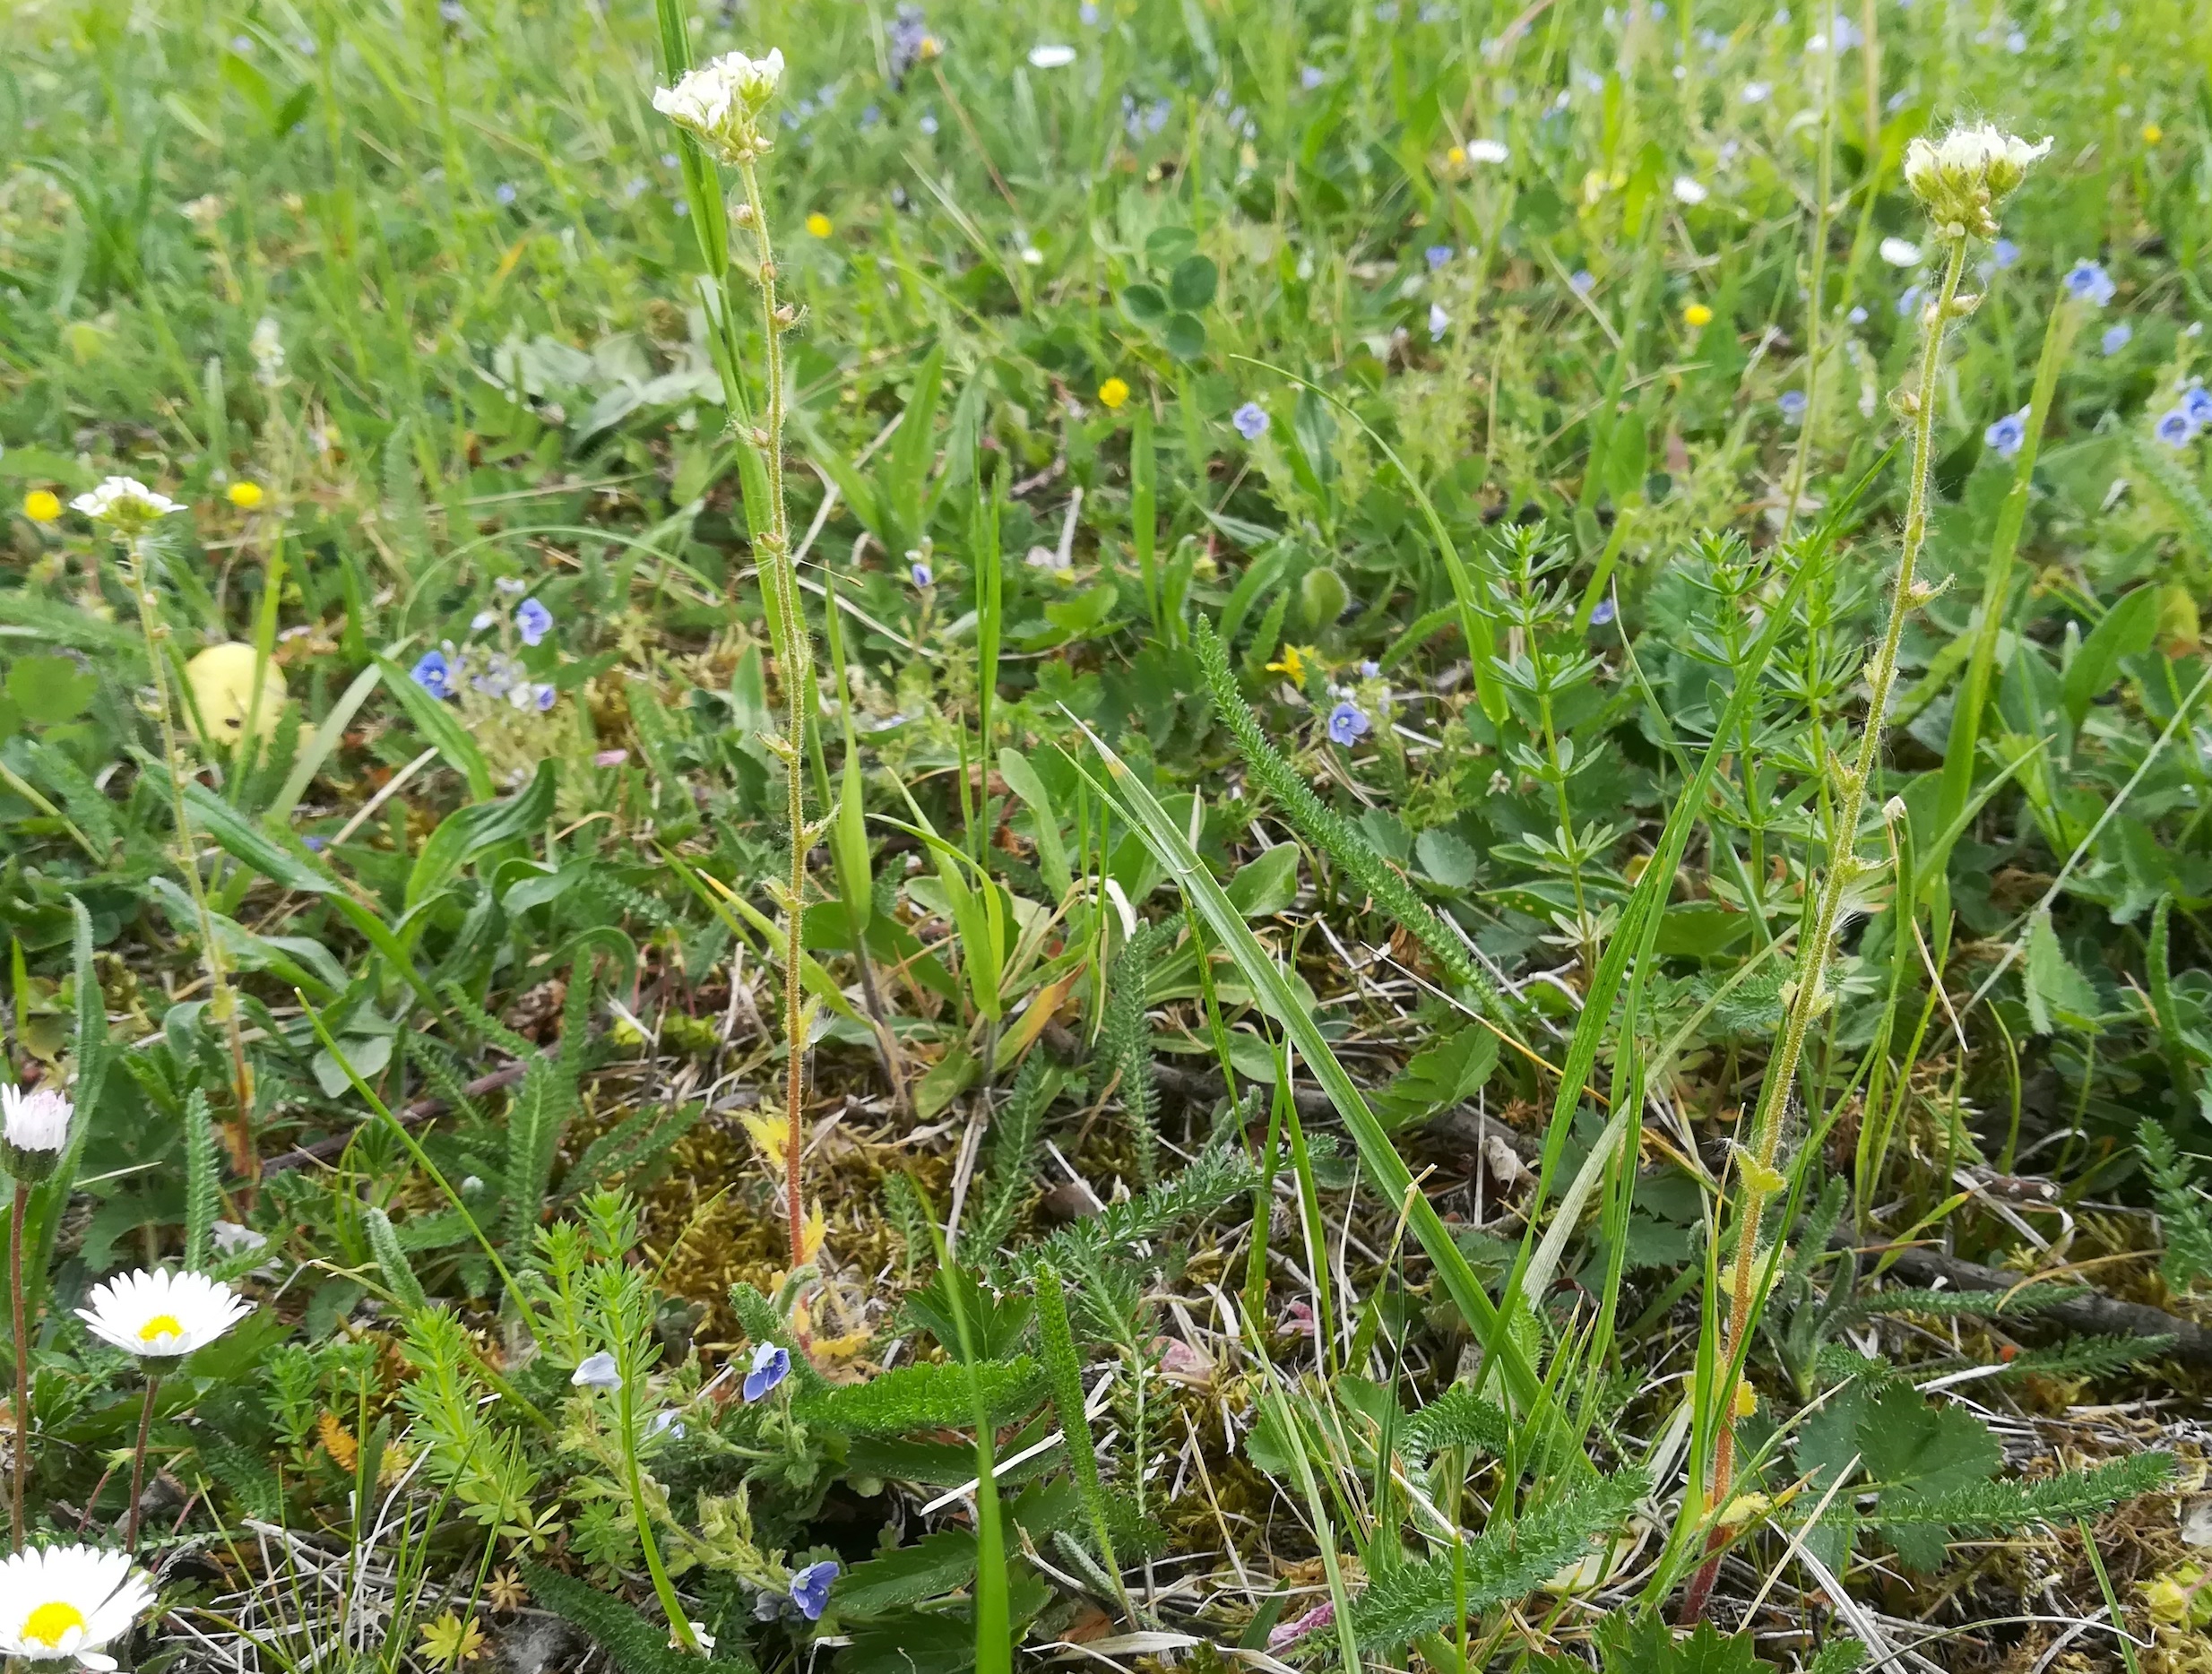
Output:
[124, 1370, 160, 1551]
[734, 159, 816, 1281]
[1680, 233, 1970, 1625]
[117, 536, 256, 1174]
[9, 1178, 26, 1549]
[617, 1371, 697, 1653]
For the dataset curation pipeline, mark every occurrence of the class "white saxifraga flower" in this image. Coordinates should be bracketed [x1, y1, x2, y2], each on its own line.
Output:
[249, 315, 285, 388]
[652, 49, 785, 163]
[0, 1544, 157, 1670]
[70, 478, 180, 531]
[1903, 121, 2052, 238]
[76, 1270, 252, 1362]
[1, 1086, 71, 1160]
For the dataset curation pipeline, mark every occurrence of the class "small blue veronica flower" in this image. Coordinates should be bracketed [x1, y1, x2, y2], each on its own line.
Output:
[1897, 285, 1923, 318]
[515, 598, 553, 646]
[1428, 302, 1450, 341]
[1590, 597, 1618, 626]
[650, 1410, 687, 1439]
[743, 1341, 791, 1402]
[531, 683, 557, 712]
[1990, 237, 2019, 271]
[2064, 261, 2116, 306]
[790, 1560, 839, 1622]
[302, 834, 329, 852]
[471, 609, 497, 632]
[1424, 244, 1454, 270]
[410, 650, 456, 700]
[1983, 407, 2029, 460]
[2183, 385, 2212, 428]
[909, 559, 933, 589]
[1326, 701, 1370, 746]
[1300, 65, 1325, 90]
[2102, 322, 2133, 356]
[1359, 660, 1379, 678]
[1846, 306, 1868, 325]
[1232, 401, 1270, 441]
[1778, 390, 1808, 423]
[1569, 269, 1595, 296]
[494, 183, 517, 206]
[571, 1351, 622, 1391]
[919, 112, 939, 135]
[2154, 407, 2195, 447]
[495, 575, 527, 596]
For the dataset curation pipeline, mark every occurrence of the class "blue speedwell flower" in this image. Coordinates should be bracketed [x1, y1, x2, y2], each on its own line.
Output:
[1428, 302, 1449, 341]
[515, 598, 553, 646]
[1424, 244, 1454, 270]
[1984, 406, 2030, 460]
[2154, 407, 2196, 447]
[909, 559, 933, 589]
[410, 650, 456, 700]
[1569, 269, 1595, 296]
[743, 1341, 791, 1402]
[1591, 597, 1617, 626]
[2064, 261, 2116, 306]
[1990, 237, 2020, 270]
[571, 1351, 622, 1391]
[1231, 401, 1270, 441]
[790, 1561, 839, 1622]
[1326, 701, 1370, 746]
[2183, 384, 2212, 428]
[2102, 322, 2133, 356]
[1778, 390, 1808, 423]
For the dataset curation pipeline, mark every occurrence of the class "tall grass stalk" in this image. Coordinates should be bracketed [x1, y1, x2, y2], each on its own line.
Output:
[1682, 230, 1973, 1623]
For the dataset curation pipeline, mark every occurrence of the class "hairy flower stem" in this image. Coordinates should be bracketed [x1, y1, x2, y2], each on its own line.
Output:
[1681, 236, 1969, 1625]
[119, 537, 255, 1175]
[9, 1178, 27, 1549]
[1779, 23, 1840, 541]
[123, 1371, 160, 1551]
[735, 160, 813, 1280]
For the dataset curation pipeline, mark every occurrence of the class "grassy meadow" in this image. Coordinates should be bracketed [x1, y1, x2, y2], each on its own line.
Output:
[4, 0, 2212, 1668]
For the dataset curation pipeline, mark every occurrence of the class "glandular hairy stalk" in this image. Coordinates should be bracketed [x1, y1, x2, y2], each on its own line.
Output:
[652, 38, 817, 1281]
[117, 533, 256, 1167]
[1682, 118, 2047, 1623]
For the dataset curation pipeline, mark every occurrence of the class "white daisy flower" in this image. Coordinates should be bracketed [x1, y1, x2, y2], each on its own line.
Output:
[1672, 176, 1708, 204]
[652, 49, 784, 162]
[1027, 43, 1076, 67]
[1878, 236, 1923, 267]
[69, 479, 180, 530]
[0, 1543, 157, 1670]
[1, 1085, 71, 1157]
[76, 1270, 252, 1362]
[1465, 138, 1509, 164]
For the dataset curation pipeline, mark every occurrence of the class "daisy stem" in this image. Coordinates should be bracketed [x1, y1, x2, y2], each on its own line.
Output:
[124, 1370, 160, 1553]
[9, 1177, 26, 1549]
[1681, 233, 1970, 1625]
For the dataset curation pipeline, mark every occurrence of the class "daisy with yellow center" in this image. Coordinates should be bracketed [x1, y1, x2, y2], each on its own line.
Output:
[0, 1543, 156, 1670]
[77, 1269, 252, 1363]
[1097, 375, 1130, 410]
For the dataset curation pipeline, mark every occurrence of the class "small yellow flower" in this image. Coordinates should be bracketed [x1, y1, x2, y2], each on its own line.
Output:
[1446, 144, 1466, 168]
[418, 1611, 487, 1669]
[1732, 1378, 1758, 1419]
[21, 489, 60, 524]
[1683, 301, 1714, 328]
[1266, 643, 1311, 684]
[805, 211, 833, 238]
[227, 480, 265, 509]
[1097, 375, 1130, 410]
[2141, 122, 2163, 146]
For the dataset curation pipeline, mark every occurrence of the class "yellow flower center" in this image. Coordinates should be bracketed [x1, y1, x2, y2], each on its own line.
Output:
[138, 1313, 185, 1347]
[24, 1601, 87, 1647]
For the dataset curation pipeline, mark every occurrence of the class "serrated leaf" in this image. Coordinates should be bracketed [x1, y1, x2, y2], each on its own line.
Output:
[1371, 1026, 1499, 1128]
[793, 1357, 1041, 1436]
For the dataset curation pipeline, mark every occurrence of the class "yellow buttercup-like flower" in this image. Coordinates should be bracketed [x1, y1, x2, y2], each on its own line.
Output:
[2141, 122, 2163, 146]
[1097, 376, 1130, 410]
[227, 480, 264, 509]
[1683, 302, 1714, 328]
[1265, 643, 1313, 684]
[805, 212, 832, 237]
[22, 490, 61, 524]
